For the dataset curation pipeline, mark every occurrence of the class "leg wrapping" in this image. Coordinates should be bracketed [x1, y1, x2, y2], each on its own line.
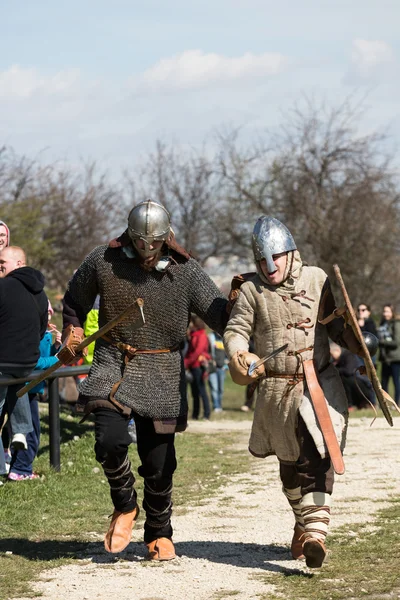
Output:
[282, 486, 304, 530]
[301, 491, 331, 542]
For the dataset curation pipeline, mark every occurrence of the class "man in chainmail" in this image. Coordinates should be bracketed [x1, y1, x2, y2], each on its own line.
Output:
[62, 200, 227, 560]
[224, 216, 362, 568]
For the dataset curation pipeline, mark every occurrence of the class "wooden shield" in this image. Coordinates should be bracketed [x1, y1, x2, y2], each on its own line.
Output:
[333, 264, 394, 426]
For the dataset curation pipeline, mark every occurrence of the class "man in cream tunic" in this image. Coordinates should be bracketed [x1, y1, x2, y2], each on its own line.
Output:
[224, 216, 361, 569]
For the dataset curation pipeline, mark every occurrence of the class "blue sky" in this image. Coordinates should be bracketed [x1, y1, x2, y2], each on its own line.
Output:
[0, 0, 399, 172]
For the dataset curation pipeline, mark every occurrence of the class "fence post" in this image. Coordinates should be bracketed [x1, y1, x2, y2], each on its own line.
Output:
[48, 377, 61, 471]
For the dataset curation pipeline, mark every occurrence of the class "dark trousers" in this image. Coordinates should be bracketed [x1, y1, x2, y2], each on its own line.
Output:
[94, 408, 177, 543]
[279, 416, 334, 496]
[190, 366, 211, 419]
[381, 361, 400, 406]
[10, 393, 41, 476]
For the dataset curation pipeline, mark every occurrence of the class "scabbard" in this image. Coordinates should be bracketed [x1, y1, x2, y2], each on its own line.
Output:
[303, 359, 345, 475]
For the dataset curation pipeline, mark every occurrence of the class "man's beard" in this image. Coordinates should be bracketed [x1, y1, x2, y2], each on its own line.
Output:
[138, 249, 163, 271]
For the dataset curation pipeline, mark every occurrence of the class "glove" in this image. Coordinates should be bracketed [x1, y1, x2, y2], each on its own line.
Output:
[228, 351, 265, 386]
[57, 325, 86, 364]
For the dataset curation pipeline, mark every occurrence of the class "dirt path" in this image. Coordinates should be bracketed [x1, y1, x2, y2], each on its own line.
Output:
[15, 417, 400, 600]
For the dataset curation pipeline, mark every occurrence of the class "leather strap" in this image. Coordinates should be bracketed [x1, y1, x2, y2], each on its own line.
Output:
[303, 359, 345, 475]
[102, 335, 178, 361]
[318, 306, 347, 325]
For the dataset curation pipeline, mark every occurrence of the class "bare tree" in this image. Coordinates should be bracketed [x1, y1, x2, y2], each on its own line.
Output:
[125, 141, 227, 263]
[215, 127, 276, 260]
[41, 162, 122, 287]
[270, 98, 400, 304]
[216, 99, 400, 307]
[0, 149, 121, 288]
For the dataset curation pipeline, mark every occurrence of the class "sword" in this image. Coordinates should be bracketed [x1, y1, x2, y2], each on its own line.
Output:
[248, 343, 288, 376]
[17, 298, 145, 397]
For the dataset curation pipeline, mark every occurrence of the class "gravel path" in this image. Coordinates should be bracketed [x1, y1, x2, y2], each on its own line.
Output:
[15, 417, 400, 600]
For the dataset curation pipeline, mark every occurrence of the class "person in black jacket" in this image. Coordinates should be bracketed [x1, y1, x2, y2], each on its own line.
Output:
[0, 246, 48, 478]
[377, 304, 400, 406]
[357, 303, 377, 336]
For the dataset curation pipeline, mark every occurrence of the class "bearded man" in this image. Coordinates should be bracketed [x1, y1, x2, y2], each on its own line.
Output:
[62, 200, 227, 560]
[224, 217, 361, 568]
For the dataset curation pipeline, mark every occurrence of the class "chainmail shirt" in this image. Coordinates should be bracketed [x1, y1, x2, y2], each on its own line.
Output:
[64, 245, 227, 419]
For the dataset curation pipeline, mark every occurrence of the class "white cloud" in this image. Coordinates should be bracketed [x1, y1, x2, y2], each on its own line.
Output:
[138, 49, 287, 91]
[345, 39, 395, 83]
[0, 65, 82, 98]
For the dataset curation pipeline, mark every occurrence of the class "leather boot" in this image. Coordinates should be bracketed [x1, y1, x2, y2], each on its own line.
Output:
[291, 524, 306, 560]
[104, 505, 140, 553]
[146, 537, 176, 561]
[303, 537, 327, 568]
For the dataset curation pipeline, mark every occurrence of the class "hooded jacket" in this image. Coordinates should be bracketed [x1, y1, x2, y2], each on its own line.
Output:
[0, 266, 48, 368]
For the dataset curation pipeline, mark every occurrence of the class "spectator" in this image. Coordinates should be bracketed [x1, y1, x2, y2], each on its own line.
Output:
[8, 301, 61, 481]
[0, 221, 10, 469]
[207, 332, 227, 413]
[357, 303, 378, 366]
[184, 316, 212, 420]
[0, 221, 10, 251]
[377, 304, 400, 406]
[330, 343, 372, 409]
[83, 295, 100, 365]
[357, 303, 377, 337]
[0, 246, 48, 480]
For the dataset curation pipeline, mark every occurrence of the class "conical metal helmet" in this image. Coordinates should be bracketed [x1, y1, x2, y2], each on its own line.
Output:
[252, 216, 296, 273]
[128, 199, 171, 258]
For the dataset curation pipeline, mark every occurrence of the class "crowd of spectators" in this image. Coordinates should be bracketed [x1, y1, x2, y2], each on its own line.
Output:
[330, 302, 400, 410]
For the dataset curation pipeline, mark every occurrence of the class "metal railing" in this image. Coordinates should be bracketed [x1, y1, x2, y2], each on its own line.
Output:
[0, 365, 90, 472]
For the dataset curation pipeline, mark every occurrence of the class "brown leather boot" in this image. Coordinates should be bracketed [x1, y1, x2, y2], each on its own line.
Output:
[146, 537, 176, 561]
[104, 505, 140, 553]
[291, 524, 306, 560]
[303, 537, 327, 568]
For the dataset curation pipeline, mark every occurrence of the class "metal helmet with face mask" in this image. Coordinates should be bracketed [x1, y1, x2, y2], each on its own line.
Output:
[127, 199, 171, 258]
[252, 216, 297, 273]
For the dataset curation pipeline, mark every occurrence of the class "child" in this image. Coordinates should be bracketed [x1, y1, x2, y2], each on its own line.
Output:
[8, 301, 61, 481]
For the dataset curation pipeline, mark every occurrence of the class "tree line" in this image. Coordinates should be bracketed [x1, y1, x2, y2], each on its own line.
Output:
[1, 97, 399, 308]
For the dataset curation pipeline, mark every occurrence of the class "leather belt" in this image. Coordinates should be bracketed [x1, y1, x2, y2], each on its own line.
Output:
[102, 335, 180, 401]
[103, 335, 179, 363]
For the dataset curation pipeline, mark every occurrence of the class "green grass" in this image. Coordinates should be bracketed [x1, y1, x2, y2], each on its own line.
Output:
[187, 371, 254, 421]
[0, 407, 251, 600]
[260, 499, 400, 600]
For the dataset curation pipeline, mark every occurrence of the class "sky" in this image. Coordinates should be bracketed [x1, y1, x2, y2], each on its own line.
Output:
[0, 0, 399, 174]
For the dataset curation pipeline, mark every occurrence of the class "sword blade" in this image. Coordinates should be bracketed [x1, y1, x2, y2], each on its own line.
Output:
[248, 343, 288, 375]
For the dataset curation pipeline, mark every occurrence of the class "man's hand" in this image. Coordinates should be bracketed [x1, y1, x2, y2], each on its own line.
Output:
[57, 325, 86, 364]
[228, 350, 265, 385]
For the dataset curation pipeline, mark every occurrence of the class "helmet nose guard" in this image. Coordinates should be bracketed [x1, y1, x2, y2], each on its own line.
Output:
[128, 199, 171, 258]
[252, 216, 297, 272]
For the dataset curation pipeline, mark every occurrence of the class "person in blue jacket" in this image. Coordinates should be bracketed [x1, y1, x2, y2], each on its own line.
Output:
[8, 301, 61, 481]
